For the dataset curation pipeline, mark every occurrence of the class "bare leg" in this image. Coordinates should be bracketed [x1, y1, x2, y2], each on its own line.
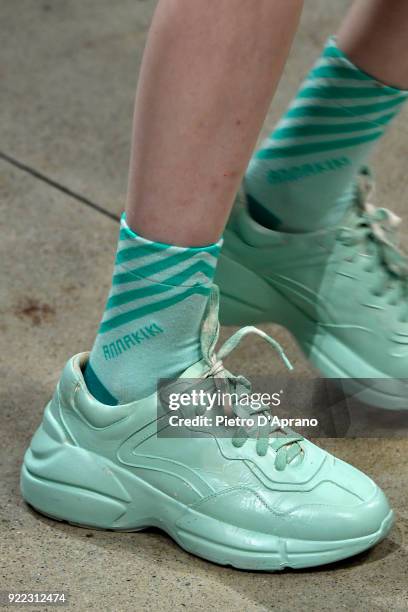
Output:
[338, 0, 408, 89]
[84, 0, 304, 404]
[126, 0, 303, 246]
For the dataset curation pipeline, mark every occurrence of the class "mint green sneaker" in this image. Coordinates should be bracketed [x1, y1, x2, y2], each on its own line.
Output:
[216, 169, 408, 409]
[21, 290, 393, 570]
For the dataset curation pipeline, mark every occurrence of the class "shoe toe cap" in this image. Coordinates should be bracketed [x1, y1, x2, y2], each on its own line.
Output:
[284, 482, 392, 541]
[275, 456, 392, 541]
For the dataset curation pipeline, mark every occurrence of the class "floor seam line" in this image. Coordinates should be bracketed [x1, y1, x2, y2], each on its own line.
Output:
[0, 150, 120, 223]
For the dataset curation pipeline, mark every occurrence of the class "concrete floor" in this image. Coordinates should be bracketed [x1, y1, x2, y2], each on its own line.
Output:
[1, 1, 408, 610]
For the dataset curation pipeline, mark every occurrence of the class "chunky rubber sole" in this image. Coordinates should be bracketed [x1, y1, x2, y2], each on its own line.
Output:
[20, 407, 394, 571]
[216, 251, 408, 410]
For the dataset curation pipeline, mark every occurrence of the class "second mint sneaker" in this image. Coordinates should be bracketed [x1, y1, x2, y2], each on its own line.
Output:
[216, 170, 408, 409]
[21, 289, 392, 570]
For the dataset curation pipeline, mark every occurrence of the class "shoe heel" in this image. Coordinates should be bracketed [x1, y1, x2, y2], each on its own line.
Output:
[217, 249, 320, 359]
[217, 252, 276, 325]
[217, 250, 311, 329]
[21, 403, 150, 530]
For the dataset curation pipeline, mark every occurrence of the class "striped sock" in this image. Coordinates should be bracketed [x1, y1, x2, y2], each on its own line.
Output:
[245, 36, 408, 232]
[84, 214, 221, 405]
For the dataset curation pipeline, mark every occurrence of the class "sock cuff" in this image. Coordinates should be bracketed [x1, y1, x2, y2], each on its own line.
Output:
[318, 36, 408, 97]
[120, 213, 222, 254]
[113, 213, 221, 287]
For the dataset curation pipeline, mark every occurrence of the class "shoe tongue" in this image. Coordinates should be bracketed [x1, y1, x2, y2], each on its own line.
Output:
[343, 203, 360, 228]
[345, 178, 373, 228]
[200, 286, 220, 364]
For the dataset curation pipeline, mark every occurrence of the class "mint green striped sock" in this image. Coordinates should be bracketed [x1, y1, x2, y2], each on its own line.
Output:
[84, 214, 221, 405]
[245, 36, 408, 232]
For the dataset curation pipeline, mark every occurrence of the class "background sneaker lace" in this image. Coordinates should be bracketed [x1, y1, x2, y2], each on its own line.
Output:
[336, 167, 408, 320]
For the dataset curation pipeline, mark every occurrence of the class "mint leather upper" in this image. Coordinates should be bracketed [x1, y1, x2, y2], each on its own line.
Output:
[48, 341, 387, 542]
[222, 177, 408, 379]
